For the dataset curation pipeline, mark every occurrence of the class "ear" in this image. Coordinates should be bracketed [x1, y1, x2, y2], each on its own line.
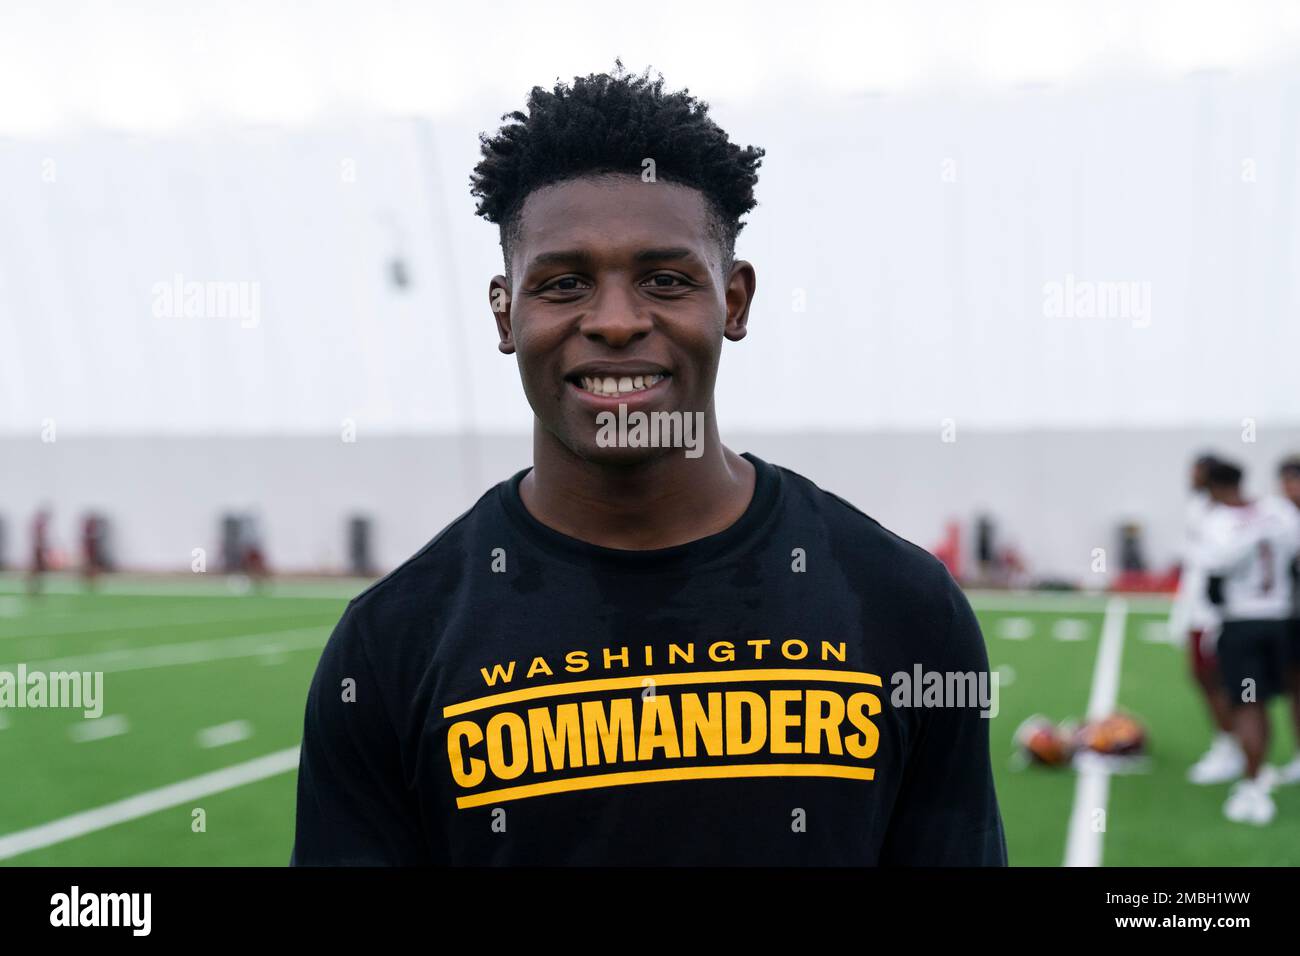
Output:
[723, 260, 756, 342]
[489, 276, 514, 354]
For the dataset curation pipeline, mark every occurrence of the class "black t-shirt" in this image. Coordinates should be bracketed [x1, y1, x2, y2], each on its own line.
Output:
[292, 453, 1007, 865]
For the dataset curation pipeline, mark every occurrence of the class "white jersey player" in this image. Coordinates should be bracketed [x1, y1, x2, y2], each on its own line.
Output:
[1199, 496, 1300, 623]
[1177, 455, 1242, 786]
[1276, 456, 1300, 787]
[1199, 460, 1300, 825]
[1171, 492, 1219, 637]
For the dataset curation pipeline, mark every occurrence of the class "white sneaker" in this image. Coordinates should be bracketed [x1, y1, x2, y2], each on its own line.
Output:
[1277, 755, 1300, 785]
[1188, 734, 1245, 785]
[1224, 779, 1276, 825]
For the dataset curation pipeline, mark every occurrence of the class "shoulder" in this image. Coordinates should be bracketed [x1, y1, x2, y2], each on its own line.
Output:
[1188, 494, 1212, 526]
[1262, 494, 1295, 515]
[1201, 504, 1231, 532]
[1263, 496, 1300, 530]
[774, 461, 955, 586]
[770, 461, 971, 646]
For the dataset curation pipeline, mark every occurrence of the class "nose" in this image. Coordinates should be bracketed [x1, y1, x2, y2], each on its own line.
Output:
[578, 283, 652, 348]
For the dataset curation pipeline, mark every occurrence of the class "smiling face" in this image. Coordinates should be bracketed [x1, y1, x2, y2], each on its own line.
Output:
[489, 174, 755, 465]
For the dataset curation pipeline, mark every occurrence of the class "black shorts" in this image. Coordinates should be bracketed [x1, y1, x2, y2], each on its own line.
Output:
[1219, 619, 1290, 705]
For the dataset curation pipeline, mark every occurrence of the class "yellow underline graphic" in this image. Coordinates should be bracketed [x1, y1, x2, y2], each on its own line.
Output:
[443, 667, 883, 718]
[455, 763, 876, 809]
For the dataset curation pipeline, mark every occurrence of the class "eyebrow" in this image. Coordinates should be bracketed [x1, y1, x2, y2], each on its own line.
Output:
[632, 247, 699, 264]
[525, 246, 704, 271]
[526, 249, 592, 270]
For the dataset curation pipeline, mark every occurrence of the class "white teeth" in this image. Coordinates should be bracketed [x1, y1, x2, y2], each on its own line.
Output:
[575, 373, 667, 396]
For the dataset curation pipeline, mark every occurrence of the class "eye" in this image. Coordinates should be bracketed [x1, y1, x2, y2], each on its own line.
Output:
[642, 273, 691, 289]
[538, 275, 589, 293]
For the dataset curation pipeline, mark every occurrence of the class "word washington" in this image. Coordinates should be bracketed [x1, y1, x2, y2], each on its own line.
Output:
[478, 640, 853, 687]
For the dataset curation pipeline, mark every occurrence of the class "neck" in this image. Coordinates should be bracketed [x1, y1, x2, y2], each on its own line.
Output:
[520, 413, 756, 550]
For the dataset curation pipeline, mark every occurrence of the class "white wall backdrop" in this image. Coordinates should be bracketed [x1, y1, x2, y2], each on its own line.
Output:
[2, 65, 1299, 437]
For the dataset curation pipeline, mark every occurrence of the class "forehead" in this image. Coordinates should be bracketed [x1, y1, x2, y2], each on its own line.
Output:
[513, 175, 717, 269]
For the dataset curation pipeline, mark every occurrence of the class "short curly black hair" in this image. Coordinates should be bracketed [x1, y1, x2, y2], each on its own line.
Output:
[470, 60, 765, 278]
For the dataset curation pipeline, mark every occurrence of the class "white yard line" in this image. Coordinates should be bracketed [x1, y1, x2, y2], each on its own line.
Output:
[995, 616, 1034, 640]
[0, 605, 334, 641]
[1141, 620, 1182, 646]
[1063, 596, 1128, 868]
[0, 746, 300, 862]
[0, 626, 330, 676]
[1051, 618, 1090, 642]
[197, 720, 254, 749]
[69, 714, 130, 743]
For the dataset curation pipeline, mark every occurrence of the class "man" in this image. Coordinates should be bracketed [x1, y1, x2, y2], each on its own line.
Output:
[1277, 455, 1300, 784]
[1199, 460, 1300, 824]
[80, 513, 104, 591]
[292, 64, 1006, 865]
[1174, 453, 1244, 784]
[238, 511, 270, 593]
[27, 505, 51, 596]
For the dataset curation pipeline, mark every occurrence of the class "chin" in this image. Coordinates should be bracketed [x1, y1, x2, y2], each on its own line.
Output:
[563, 435, 680, 469]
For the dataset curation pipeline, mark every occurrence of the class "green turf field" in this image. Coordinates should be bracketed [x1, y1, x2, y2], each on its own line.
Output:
[1, 576, 1298, 866]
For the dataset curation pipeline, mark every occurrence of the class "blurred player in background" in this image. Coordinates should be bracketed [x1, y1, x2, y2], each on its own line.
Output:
[1200, 460, 1300, 824]
[1174, 453, 1242, 783]
[27, 505, 52, 596]
[1277, 455, 1300, 784]
[239, 512, 270, 592]
[80, 513, 108, 590]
